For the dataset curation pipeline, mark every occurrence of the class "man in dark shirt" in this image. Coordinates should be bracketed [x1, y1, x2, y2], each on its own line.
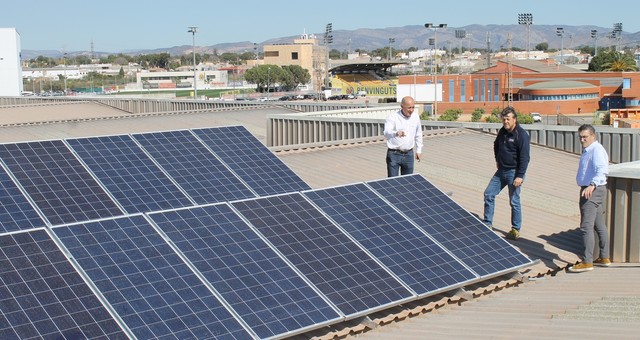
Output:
[482, 107, 531, 240]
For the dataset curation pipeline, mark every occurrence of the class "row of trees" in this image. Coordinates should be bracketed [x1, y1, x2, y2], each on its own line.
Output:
[244, 65, 310, 92]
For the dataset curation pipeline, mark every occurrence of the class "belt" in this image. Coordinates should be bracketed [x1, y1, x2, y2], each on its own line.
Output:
[388, 148, 413, 154]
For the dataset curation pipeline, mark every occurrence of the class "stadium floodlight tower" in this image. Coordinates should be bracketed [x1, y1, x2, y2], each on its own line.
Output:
[187, 26, 198, 99]
[455, 29, 466, 73]
[425, 23, 446, 118]
[388, 38, 395, 60]
[591, 30, 598, 57]
[556, 27, 564, 64]
[517, 13, 533, 59]
[323, 23, 333, 91]
[613, 22, 623, 51]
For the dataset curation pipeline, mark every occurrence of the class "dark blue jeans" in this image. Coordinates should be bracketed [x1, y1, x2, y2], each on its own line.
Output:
[386, 149, 414, 177]
[483, 168, 522, 230]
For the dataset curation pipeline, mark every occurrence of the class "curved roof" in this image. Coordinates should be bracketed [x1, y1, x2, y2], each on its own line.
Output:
[329, 61, 406, 73]
[523, 80, 596, 90]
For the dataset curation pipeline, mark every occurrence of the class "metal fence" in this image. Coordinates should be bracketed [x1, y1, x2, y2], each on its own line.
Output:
[267, 109, 640, 163]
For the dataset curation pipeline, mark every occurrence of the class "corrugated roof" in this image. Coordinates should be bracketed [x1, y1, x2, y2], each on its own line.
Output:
[1, 100, 637, 339]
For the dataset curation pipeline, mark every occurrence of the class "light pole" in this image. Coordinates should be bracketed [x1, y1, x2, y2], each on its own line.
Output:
[63, 53, 68, 94]
[266, 66, 270, 100]
[613, 23, 623, 52]
[388, 38, 395, 60]
[556, 27, 564, 64]
[518, 13, 533, 60]
[254, 43, 258, 66]
[591, 30, 598, 57]
[455, 30, 466, 74]
[324, 23, 333, 91]
[425, 23, 446, 118]
[187, 26, 198, 99]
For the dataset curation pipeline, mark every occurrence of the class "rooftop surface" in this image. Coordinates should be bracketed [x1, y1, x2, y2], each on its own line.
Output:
[1, 100, 638, 339]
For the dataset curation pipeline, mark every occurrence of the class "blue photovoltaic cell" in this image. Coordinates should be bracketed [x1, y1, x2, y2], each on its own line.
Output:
[67, 135, 193, 213]
[367, 174, 533, 277]
[53, 215, 252, 340]
[0, 230, 127, 339]
[0, 141, 123, 226]
[148, 204, 341, 339]
[232, 193, 412, 316]
[132, 130, 255, 204]
[192, 126, 310, 196]
[0, 166, 46, 233]
[303, 183, 477, 295]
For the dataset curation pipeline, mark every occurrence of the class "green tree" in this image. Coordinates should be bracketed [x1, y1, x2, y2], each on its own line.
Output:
[281, 65, 311, 90]
[535, 42, 548, 51]
[329, 49, 342, 59]
[588, 50, 638, 71]
[244, 65, 285, 92]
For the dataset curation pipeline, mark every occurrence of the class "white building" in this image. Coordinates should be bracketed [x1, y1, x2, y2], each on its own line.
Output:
[135, 68, 228, 91]
[0, 28, 22, 96]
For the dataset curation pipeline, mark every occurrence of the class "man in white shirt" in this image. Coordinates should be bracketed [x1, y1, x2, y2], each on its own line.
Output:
[568, 124, 610, 273]
[383, 96, 423, 177]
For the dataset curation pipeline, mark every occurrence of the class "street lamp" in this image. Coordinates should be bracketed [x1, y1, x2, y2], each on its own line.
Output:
[388, 38, 395, 60]
[518, 13, 533, 59]
[591, 30, 598, 57]
[187, 26, 198, 99]
[556, 27, 564, 64]
[266, 66, 270, 100]
[425, 23, 447, 118]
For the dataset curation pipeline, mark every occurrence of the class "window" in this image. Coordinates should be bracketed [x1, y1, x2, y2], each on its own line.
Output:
[264, 51, 279, 57]
[449, 80, 454, 102]
[460, 79, 466, 102]
[291, 52, 299, 60]
[623, 78, 631, 89]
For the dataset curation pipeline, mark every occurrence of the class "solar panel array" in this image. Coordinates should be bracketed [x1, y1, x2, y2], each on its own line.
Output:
[0, 125, 535, 339]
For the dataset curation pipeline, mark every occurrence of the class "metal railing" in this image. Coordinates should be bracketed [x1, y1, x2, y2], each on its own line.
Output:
[267, 109, 640, 163]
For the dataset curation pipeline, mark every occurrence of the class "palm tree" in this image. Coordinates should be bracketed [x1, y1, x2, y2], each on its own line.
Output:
[602, 52, 638, 71]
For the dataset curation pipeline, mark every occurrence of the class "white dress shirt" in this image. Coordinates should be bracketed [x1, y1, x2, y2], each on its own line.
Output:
[383, 110, 423, 153]
[576, 140, 609, 186]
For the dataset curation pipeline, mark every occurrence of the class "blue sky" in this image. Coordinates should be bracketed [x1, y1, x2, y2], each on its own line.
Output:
[4, 0, 639, 52]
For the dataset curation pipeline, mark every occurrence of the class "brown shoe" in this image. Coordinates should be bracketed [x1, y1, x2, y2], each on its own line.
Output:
[568, 262, 593, 273]
[594, 258, 611, 267]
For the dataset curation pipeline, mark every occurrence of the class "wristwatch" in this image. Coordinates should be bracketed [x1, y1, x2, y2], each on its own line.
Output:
[589, 182, 596, 188]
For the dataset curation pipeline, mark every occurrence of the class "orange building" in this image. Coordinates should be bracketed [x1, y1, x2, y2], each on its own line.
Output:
[398, 59, 640, 118]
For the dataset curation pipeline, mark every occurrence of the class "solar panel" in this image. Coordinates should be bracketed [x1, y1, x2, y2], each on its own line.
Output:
[231, 193, 413, 316]
[0, 165, 46, 233]
[303, 183, 478, 295]
[0, 229, 127, 339]
[192, 126, 311, 196]
[52, 215, 252, 339]
[148, 204, 341, 339]
[367, 174, 534, 277]
[66, 135, 193, 213]
[132, 130, 256, 204]
[0, 140, 123, 226]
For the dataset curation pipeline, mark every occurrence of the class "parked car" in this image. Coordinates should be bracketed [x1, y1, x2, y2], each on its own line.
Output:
[530, 112, 542, 122]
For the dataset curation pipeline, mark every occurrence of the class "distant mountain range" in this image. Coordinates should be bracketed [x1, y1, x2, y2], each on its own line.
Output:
[22, 24, 640, 60]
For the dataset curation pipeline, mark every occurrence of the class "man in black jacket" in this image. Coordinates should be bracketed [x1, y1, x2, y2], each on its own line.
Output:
[482, 107, 531, 240]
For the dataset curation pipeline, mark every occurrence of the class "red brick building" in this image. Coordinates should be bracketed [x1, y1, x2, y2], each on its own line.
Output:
[398, 59, 640, 117]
